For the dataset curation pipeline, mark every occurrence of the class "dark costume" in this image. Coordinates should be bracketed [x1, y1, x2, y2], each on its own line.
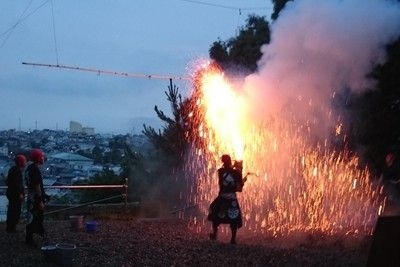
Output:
[6, 165, 25, 232]
[25, 162, 46, 244]
[381, 152, 400, 200]
[382, 154, 400, 182]
[208, 164, 245, 230]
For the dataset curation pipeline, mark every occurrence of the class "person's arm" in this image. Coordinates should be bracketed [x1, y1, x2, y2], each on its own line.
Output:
[6, 167, 15, 187]
[30, 167, 45, 209]
[34, 183, 45, 210]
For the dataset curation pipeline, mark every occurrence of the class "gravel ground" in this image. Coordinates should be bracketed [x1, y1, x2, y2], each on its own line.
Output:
[0, 215, 372, 267]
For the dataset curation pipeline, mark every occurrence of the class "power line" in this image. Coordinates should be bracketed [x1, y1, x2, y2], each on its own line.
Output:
[50, 0, 59, 64]
[0, 0, 50, 38]
[22, 61, 190, 81]
[0, 0, 35, 48]
[177, 0, 272, 11]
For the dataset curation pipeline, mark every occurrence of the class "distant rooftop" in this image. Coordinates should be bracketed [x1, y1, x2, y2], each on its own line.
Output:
[49, 152, 93, 162]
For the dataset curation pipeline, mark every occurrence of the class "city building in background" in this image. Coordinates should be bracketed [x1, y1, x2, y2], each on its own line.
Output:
[69, 120, 95, 135]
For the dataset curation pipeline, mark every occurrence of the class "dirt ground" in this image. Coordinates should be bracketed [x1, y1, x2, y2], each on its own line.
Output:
[0, 215, 373, 267]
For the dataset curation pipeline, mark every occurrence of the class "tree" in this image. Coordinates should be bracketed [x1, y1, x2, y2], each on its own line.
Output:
[271, 0, 293, 21]
[349, 37, 400, 172]
[74, 170, 125, 204]
[142, 80, 194, 168]
[91, 145, 103, 164]
[209, 15, 270, 73]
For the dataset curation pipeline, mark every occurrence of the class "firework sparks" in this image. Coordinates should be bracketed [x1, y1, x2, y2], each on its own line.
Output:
[183, 63, 383, 236]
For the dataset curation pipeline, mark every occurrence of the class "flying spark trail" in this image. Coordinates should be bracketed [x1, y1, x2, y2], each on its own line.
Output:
[181, 63, 385, 236]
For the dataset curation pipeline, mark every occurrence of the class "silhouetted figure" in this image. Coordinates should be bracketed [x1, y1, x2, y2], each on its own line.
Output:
[380, 152, 400, 202]
[208, 154, 247, 244]
[25, 149, 49, 247]
[6, 155, 26, 233]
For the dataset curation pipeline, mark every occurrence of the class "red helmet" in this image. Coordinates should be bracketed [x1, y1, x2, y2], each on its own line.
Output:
[31, 149, 45, 164]
[14, 154, 27, 168]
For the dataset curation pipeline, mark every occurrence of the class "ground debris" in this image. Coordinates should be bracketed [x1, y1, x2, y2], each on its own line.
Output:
[0, 218, 371, 266]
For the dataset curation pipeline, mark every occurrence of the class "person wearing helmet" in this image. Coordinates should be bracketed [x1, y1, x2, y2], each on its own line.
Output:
[25, 148, 48, 247]
[207, 154, 247, 244]
[5, 154, 27, 233]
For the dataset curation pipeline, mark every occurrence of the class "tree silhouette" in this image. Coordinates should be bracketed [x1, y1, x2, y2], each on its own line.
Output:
[349, 37, 400, 172]
[142, 81, 193, 168]
[209, 15, 270, 73]
[271, 0, 293, 21]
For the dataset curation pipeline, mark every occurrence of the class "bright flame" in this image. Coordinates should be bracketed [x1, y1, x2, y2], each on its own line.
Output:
[183, 63, 383, 236]
[200, 71, 247, 159]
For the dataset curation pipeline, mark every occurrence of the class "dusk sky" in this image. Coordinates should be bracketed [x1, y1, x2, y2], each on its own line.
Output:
[0, 0, 272, 134]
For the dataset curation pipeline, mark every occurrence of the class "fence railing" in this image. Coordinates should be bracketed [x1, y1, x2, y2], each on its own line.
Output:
[0, 178, 129, 218]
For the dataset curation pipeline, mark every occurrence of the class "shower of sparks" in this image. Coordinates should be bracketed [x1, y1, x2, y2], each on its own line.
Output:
[181, 62, 385, 236]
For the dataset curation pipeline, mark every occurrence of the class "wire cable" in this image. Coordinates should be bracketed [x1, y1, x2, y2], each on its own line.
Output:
[0, 0, 34, 48]
[0, 0, 50, 38]
[177, 0, 271, 11]
[50, 0, 59, 64]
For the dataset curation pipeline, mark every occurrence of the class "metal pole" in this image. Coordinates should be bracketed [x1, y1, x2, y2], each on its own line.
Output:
[22, 62, 190, 81]
[124, 177, 128, 213]
[0, 184, 126, 190]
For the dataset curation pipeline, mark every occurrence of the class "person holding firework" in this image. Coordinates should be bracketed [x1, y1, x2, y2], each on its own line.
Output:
[208, 154, 247, 244]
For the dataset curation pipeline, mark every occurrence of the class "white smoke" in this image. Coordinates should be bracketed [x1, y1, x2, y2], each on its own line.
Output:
[244, 0, 400, 120]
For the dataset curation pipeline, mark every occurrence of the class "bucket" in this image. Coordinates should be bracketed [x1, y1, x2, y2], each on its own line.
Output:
[55, 243, 76, 267]
[86, 221, 98, 233]
[41, 244, 57, 263]
[69, 215, 84, 231]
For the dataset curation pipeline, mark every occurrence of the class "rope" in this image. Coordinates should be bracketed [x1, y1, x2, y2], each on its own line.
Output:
[44, 194, 124, 215]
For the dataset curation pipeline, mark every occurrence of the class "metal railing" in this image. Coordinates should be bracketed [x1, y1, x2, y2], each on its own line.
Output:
[0, 178, 129, 217]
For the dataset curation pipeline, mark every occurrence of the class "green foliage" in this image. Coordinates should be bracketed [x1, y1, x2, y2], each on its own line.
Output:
[271, 0, 293, 21]
[74, 169, 125, 204]
[349, 38, 400, 172]
[48, 193, 79, 205]
[142, 82, 193, 168]
[91, 145, 103, 164]
[209, 14, 270, 73]
[120, 145, 152, 202]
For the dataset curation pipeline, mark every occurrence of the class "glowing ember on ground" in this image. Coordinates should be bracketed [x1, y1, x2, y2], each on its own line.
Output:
[182, 62, 384, 236]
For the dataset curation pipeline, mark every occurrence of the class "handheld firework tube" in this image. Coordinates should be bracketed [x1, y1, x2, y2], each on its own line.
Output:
[233, 160, 246, 192]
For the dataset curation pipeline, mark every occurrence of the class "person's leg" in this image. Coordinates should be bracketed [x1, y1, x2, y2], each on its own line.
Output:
[230, 224, 237, 244]
[209, 222, 218, 240]
[6, 201, 18, 232]
[25, 223, 34, 245]
[25, 210, 37, 247]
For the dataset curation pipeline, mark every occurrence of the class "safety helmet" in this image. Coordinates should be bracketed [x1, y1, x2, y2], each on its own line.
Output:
[14, 154, 27, 168]
[31, 149, 45, 164]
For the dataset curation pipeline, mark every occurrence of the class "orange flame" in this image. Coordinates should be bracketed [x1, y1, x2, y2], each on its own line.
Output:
[184, 63, 384, 236]
[199, 70, 247, 159]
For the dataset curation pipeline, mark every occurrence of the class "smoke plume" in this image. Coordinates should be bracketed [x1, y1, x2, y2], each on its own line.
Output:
[245, 0, 400, 123]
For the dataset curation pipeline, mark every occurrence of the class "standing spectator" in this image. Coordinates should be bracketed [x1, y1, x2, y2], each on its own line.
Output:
[25, 149, 49, 247]
[380, 152, 400, 201]
[6, 154, 26, 233]
[207, 154, 247, 244]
